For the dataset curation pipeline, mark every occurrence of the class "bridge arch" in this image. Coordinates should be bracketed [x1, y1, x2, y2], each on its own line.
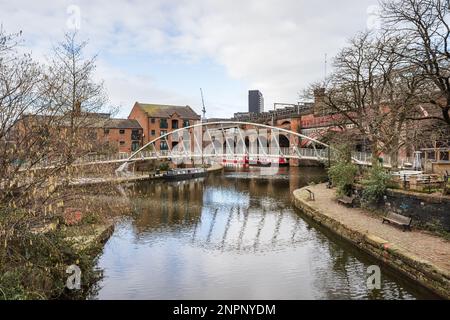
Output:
[128, 121, 330, 162]
[111, 121, 339, 176]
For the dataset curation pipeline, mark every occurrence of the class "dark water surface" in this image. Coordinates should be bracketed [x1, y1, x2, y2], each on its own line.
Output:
[92, 167, 436, 299]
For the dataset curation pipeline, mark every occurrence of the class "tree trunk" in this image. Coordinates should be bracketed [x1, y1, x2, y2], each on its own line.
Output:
[388, 137, 400, 169]
[389, 149, 399, 169]
[371, 140, 380, 168]
[443, 99, 450, 126]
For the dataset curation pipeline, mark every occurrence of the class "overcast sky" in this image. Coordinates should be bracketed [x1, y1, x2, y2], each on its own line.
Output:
[0, 0, 380, 118]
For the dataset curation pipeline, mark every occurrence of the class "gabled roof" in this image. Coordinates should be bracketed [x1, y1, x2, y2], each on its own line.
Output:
[104, 118, 142, 129]
[20, 113, 142, 129]
[135, 103, 200, 120]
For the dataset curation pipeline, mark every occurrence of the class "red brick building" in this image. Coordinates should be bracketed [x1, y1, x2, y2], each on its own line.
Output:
[100, 118, 143, 153]
[128, 102, 201, 150]
[16, 113, 143, 154]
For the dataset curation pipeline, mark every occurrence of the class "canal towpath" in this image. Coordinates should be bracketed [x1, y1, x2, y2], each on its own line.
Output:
[293, 183, 450, 299]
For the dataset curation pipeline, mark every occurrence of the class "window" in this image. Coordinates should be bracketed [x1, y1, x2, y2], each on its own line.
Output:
[119, 141, 125, 145]
[131, 129, 140, 140]
[151, 130, 156, 136]
[160, 141, 168, 150]
[119, 129, 125, 134]
[172, 119, 179, 129]
[160, 130, 167, 136]
[183, 120, 190, 127]
[150, 118, 155, 124]
[104, 129, 110, 135]
[131, 141, 140, 151]
[160, 118, 168, 129]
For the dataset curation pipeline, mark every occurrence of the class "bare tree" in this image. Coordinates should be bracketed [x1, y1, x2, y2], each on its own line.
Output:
[315, 31, 422, 167]
[44, 31, 109, 163]
[381, 0, 450, 125]
[0, 29, 112, 242]
[0, 28, 52, 210]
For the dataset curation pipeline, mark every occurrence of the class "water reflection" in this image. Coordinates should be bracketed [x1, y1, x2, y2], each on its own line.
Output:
[92, 167, 437, 300]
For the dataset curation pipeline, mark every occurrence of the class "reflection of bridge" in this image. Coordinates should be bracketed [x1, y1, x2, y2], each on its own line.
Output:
[120, 176, 314, 253]
[189, 204, 307, 253]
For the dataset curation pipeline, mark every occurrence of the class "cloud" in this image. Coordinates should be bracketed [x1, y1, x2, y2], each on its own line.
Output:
[0, 0, 378, 117]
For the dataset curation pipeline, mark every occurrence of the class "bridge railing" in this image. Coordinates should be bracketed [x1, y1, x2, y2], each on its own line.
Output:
[30, 147, 389, 169]
[351, 151, 373, 164]
[66, 147, 373, 164]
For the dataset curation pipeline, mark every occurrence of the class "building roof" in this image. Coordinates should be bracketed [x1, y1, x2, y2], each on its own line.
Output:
[103, 118, 142, 129]
[135, 103, 200, 120]
[20, 113, 142, 130]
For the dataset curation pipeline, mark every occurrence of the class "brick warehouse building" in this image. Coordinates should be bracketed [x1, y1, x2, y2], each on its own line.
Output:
[128, 102, 201, 150]
[100, 118, 143, 153]
[16, 112, 143, 154]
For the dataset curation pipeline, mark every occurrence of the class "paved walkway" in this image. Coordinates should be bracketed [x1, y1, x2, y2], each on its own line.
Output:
[295, 184, 450, 273]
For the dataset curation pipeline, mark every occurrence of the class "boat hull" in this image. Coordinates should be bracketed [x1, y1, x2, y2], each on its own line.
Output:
[163, 171, 207, 181]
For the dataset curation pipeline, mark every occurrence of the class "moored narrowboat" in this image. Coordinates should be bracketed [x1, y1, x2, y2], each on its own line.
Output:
[162, 168, 207, 181]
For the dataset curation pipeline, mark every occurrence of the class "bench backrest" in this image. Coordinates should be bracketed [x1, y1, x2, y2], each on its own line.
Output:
[387, 212, 412, 225]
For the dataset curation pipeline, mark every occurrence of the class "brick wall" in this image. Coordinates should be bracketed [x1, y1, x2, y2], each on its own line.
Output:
[129, 105, 197, 152]
[128, 103, 150, 143]
[99, 127, 142, 153]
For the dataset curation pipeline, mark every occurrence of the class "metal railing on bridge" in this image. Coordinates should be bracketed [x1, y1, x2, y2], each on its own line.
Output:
[23, 121, 415, 171]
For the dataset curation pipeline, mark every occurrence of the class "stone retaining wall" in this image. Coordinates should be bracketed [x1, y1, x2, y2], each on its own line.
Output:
[383, 189, 450, 232]
[293, 187, 450, 299]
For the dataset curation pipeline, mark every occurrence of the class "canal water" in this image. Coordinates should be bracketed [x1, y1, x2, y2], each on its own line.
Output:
[91, 167, 436, 299]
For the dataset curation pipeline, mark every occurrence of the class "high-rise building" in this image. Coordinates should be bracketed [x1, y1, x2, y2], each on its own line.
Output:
[248, 90, 264, 114]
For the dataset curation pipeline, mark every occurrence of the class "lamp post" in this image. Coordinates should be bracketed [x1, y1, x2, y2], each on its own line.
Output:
[413, 151, 422, 171]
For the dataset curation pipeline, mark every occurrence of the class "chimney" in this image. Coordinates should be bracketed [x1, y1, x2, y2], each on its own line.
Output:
[313, 88, 326, 115]
[313, 88, 325, 103]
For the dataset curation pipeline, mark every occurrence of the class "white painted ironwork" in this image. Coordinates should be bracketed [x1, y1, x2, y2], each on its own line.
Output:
[24, 121, 395, 172]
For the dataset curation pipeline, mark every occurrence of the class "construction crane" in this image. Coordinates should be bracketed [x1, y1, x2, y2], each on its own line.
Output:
[199, 88, 207, 166]
[200, 88, 206, 121]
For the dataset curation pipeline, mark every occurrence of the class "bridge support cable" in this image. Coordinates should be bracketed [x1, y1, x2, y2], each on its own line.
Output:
[192, 127, 203, 164]
[178, 133, 190, 163]
[293, 143, 303, 160]
[112, 121, 345, 176]
[236, 127, 249, 156]
[223, 126, 235, 156]
[164, 135, 171, 157]
[312, 143, 319, 161]
[205, 127, 219, 161]
[152, 142, 160, 161]
[271, 130, 283, 158]
[256, 129, 268, 157]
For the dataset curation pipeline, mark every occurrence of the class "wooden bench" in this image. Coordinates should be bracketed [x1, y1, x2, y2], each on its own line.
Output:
[382, 211, 412, 231]
[337, 195, 356, 207]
